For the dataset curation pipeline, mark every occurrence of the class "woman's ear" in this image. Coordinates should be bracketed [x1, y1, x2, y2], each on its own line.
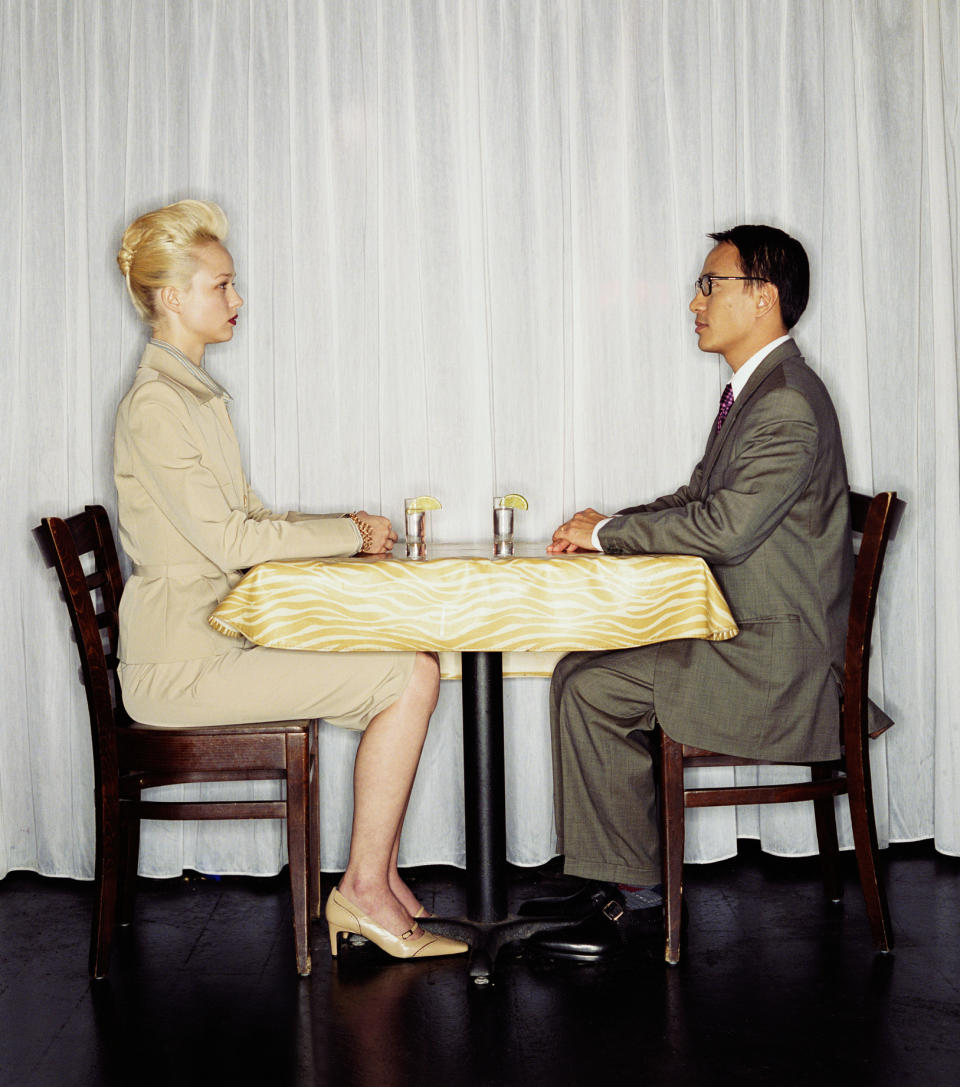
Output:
[158, 285, 181, 315]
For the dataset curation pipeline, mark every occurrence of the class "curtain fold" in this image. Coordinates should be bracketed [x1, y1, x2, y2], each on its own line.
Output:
[2, 0, 957, 879]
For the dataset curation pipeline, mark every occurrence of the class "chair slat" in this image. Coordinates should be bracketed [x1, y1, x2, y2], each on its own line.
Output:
[137, 801, 289, 821]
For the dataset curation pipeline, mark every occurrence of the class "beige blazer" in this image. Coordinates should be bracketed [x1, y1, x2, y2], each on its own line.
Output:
[599, 340, 854, 762]
[114, 342, 361, 664]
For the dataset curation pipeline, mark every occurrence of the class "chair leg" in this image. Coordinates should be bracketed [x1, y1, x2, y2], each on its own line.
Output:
[845, 737, 894, 953]
[308, 720, 322, 920]
[811, 766, 842, 903]
[90, 789, 120, 979]
[117, 799, 141, 926]
[660, 731, 686, 966]
[286, 732, 313, 977]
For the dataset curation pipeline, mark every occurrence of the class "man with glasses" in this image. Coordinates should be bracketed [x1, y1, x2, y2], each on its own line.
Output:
[524, 225, 855, 961]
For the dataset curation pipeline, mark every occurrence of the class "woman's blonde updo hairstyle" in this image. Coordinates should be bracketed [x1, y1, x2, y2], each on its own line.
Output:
[117, 199, 230, 324]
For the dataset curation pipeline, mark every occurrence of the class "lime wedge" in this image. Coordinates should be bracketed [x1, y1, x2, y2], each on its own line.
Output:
[497, 493, 528, 510]
[406, 496, 442, 512]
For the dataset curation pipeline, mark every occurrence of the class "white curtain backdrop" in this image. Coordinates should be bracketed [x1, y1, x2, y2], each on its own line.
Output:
[2, 0, 958, 881]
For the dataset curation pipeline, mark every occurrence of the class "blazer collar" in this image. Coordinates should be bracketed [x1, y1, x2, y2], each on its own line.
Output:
[138, 341, 231, 405]
[700, 338, 802, 481]
[734, 337, 800, 403]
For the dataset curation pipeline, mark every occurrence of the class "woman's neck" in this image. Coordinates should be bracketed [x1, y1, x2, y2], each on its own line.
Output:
[151, 325, 204, 367]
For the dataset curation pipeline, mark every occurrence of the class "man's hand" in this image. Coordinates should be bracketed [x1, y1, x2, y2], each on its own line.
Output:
[547, 507, 607, 553]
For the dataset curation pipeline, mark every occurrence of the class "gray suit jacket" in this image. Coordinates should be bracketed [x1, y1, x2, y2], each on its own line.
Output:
[598, 339, 852, 761]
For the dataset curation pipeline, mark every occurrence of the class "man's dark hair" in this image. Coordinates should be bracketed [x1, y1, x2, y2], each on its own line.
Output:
[708, 224, 809, 329]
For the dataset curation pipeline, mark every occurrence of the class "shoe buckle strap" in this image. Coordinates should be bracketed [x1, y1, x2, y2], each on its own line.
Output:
[602, 899, 624, 922]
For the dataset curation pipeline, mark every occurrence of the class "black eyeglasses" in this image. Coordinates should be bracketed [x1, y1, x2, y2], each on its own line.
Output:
[694, 274, 764, 297]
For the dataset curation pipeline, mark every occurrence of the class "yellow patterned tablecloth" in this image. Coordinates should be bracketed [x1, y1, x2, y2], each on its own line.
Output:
[209, 543, 738, 678]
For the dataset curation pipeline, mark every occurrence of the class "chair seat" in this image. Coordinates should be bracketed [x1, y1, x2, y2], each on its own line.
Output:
[677, 744, 835, 767]
[127, 719, 310, 735]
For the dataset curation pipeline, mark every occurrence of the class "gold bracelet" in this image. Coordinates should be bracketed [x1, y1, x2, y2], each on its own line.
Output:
[349, 512, 373, 554]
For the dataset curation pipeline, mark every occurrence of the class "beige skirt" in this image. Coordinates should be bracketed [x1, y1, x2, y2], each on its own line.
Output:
[119, 646, 416, 731]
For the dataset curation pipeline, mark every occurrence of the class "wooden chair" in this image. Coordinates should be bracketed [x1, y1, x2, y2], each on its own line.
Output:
[659, 490, 902, 965]
[36, 505, 318, 978]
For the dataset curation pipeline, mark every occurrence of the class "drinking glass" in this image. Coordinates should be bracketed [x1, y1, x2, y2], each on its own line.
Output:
[492, 497, 514, 556]
[404, 499, 427, 559]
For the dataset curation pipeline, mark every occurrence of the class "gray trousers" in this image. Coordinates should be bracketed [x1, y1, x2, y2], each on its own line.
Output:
[550, 646, 662, 887]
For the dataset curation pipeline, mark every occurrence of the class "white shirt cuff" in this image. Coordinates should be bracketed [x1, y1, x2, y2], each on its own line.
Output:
[591, 517, 613, 551]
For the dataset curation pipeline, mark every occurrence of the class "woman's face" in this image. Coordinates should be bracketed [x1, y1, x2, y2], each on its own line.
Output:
[170, 240, 243, 354]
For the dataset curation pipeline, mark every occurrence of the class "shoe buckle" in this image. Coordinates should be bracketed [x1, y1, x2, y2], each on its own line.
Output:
[601, 899, 624, 922]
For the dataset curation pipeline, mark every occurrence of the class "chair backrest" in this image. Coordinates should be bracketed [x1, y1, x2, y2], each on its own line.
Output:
[844, 490, 900, 749]
[36, 505, 127, 791]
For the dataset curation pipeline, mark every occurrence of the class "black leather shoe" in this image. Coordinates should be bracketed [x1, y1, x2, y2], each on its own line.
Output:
[517, 880, 622, 921]
[527, 900, 665, 962]
[526, 900, 643, 960]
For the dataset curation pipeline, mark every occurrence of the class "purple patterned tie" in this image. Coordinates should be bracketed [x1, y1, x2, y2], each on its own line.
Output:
[716, 383, 734, 432]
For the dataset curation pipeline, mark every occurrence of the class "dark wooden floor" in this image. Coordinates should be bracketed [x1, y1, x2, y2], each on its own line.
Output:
[1, 841, 958, 1087]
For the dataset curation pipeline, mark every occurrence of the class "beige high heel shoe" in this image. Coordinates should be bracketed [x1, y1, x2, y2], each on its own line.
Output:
[325, 887, 468, 960]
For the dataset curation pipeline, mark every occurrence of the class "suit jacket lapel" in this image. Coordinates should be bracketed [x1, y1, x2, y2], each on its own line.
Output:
[698, 339, 801, 485]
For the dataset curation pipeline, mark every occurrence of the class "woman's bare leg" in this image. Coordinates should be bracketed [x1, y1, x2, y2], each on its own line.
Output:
[387, 821, 430, 917]
[337, 652, 440, 936]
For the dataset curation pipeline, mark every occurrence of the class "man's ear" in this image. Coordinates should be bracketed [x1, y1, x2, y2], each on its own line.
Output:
[756, 282, 779, 316]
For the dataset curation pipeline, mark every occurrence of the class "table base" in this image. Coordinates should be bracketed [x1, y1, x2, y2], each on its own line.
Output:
[430, 651, 581, 982]
[416, 914, 581, 984]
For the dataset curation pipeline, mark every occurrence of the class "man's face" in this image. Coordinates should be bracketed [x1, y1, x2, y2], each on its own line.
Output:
[689, 242, 763, 369]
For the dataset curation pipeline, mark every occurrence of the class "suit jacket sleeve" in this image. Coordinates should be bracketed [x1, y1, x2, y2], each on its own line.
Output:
[615, 459, 704, 517]
[245, 485, 350, 527]
[599, 384, 818, 564]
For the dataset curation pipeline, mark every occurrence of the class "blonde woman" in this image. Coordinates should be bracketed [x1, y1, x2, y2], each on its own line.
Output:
[114, 199, 466, 961]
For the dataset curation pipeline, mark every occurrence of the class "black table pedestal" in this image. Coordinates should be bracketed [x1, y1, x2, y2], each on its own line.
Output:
[425, 651, 578, 983]
[462, 651, 507, 922]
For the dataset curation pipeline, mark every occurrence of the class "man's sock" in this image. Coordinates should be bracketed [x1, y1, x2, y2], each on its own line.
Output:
[617, 883, 663, 909]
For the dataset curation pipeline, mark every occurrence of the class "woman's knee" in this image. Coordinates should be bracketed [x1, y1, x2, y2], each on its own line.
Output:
[408, 651, 441, 709]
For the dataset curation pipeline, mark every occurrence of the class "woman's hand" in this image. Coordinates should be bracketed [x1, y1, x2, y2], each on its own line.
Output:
[353, 511, 398, 554]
